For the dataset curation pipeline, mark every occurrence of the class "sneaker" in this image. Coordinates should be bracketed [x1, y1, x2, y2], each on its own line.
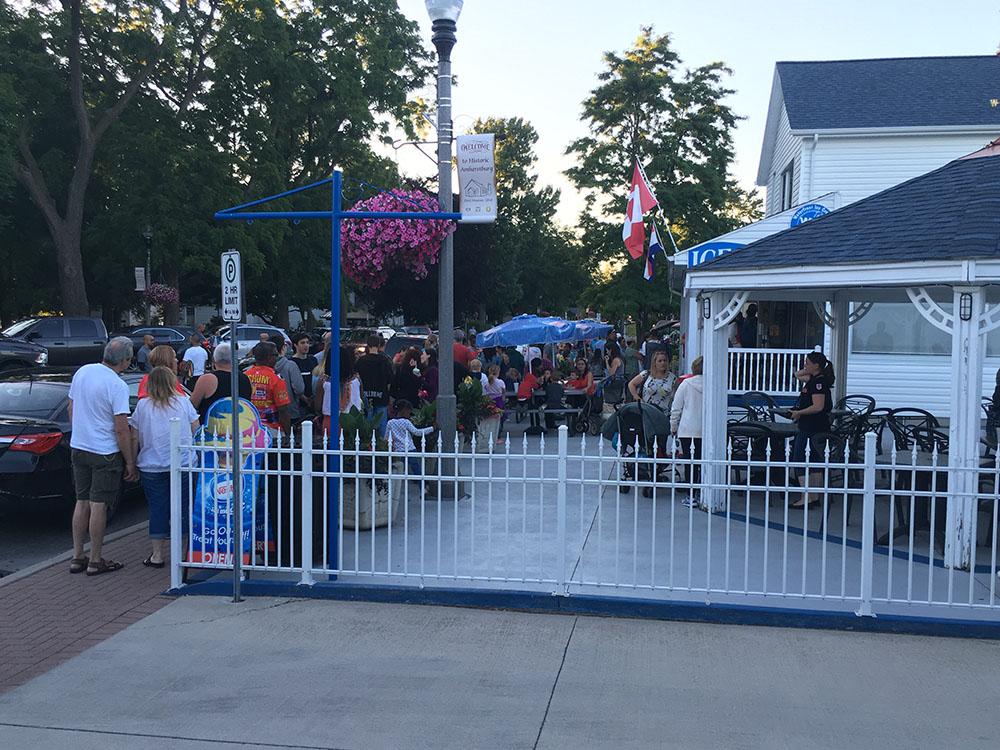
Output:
[681, 495, 697, 508]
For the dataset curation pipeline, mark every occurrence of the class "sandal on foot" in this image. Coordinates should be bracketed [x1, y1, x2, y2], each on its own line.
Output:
[69, 557, 89, 574]
[142, 556, 165, 569]
[86, 558, 124, 576]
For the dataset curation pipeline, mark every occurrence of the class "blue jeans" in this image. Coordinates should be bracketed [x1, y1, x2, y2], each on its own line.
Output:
[140, 471, 189, 539]
[368, 405, 389, 438]
[406, 456, 422, 476]
[791, 430, 816, 478]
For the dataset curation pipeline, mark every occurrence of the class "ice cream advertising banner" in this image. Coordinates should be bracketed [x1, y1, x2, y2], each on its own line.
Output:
[189, 397, 273, 565]
[456, 134, 497, 223]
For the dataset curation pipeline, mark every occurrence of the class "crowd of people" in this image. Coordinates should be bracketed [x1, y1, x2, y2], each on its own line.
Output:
[65, 324, 689, 575]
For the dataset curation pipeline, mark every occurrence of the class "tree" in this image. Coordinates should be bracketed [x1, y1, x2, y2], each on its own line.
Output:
[4, 0, 217, 315]
[565, 28, 761, 330]
[359, 117, 589, 325]
[199, 0, 430, 328]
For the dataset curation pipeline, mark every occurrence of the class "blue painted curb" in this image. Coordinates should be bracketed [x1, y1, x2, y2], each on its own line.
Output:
[166, 575, 1000, 640]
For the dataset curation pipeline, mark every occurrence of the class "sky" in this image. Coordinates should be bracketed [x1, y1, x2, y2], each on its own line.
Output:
[393, 0, 1000, 225]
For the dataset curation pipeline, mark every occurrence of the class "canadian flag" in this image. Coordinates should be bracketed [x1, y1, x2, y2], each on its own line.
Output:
[622, 162, 659, 259]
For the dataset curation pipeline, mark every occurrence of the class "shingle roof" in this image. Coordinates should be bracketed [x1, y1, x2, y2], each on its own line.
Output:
[777, 56, 1000, 131]
[698, 148, 1000, 272]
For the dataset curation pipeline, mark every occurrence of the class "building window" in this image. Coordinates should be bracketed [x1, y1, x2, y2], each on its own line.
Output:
[780, 162, 794, 212]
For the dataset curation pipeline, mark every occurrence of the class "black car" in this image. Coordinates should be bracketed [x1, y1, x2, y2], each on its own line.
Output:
[0, 335, 48, 371]
[1, 316, 108, 366]
[119, 325, 204, 358]
[0, 368, 153, 518]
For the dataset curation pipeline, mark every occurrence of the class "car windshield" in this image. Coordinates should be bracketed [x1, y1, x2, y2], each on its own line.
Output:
[2, 319, 39, 337]
[0, 381, 66, 418]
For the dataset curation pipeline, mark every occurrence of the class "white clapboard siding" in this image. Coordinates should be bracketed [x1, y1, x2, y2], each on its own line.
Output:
[845, 352, 1000, 420]
[764, 108, 800, 216]
[807, 133, 995, 208]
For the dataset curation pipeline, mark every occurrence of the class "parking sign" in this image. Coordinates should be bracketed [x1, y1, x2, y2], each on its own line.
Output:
[221, 250, 242, 322]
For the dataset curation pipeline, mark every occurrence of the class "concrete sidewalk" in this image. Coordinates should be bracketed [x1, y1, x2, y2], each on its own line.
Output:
[2, 596, 1000, 749]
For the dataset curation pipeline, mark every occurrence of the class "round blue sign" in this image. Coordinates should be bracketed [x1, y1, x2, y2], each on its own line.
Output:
[790, 203, 830, 227]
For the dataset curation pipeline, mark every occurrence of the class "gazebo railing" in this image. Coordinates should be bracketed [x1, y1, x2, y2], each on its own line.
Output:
[728, 347, 810, 397]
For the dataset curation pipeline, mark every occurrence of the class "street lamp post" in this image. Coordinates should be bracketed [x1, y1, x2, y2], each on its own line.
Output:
[426, 0, 462, 456]
[142, 224, 153, 325]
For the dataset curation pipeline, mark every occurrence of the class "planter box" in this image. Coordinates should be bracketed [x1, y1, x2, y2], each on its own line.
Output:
[474, 415, 501, 451]
[341, 460, 405, 530]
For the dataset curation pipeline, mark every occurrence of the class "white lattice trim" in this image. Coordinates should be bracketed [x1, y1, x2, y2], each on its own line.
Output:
[979, 303, 1000, 334]
[848, 301, 873, 326]
[811, 301, 835, 328]
[713, 291, 750, 331]
[906, 287, 953, 334]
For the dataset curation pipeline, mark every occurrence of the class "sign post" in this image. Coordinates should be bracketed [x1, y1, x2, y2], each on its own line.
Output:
[221, 249, 243, 602]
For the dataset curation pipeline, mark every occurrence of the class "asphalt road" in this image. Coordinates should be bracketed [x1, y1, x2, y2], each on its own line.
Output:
[0, 491, 149, 577]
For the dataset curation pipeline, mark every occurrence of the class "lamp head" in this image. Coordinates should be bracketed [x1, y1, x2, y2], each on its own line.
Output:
[142, 224, 153, 241]
[425, 0, 463, 22]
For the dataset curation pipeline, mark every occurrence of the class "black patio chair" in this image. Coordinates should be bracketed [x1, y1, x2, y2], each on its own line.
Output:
[726, 404, 753, 424]
[741, 391, 779, 422]
[887, 408, 940, 453]
[726, 423, 772, 485]
[855, 407, 893, 456]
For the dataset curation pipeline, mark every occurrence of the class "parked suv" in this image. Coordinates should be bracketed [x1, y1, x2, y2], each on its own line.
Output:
[218, 324, 292, 359]
[1, 317, 108, 366]
[0, 336, 48, 371]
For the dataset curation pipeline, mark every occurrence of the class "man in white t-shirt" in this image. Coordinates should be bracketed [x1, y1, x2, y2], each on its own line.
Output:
[67, 336, 137, 576]
[182, 334, 209, 384]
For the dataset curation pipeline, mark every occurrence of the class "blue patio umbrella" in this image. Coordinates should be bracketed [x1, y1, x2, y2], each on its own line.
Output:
[476, 315, 612, 348]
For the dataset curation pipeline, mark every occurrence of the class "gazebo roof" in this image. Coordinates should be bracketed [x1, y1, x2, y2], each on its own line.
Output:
[700, 143, 1000, 274]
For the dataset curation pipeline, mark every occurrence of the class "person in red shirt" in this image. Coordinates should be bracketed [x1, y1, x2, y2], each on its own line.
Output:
[518, 359, 547, 432]
[245, 341, 291, 436]
[453, 329, 476, 369]
[137, 345, 186, 399]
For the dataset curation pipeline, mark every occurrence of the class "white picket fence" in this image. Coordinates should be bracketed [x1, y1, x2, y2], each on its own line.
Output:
[728, 348, 810, 396]
[168, 420, 1000, 623]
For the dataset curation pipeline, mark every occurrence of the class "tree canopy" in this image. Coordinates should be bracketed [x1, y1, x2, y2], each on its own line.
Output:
[565, 28, 761, 330]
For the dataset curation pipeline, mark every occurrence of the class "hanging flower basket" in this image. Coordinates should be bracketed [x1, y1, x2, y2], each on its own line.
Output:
[341, 189, 455, 289]
[144, 283, 179, 306]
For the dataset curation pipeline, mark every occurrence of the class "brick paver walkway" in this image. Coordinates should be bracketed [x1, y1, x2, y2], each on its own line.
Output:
[0, 528, 174, 694]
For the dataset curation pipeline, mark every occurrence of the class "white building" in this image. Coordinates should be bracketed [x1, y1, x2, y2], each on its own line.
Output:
[677, 55, 1000, 415]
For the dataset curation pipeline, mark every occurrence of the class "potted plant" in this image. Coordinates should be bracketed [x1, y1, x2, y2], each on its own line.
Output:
[408, 399, 439, 472]
[456, 377, 502, 451]
[338, 407, 404, 530]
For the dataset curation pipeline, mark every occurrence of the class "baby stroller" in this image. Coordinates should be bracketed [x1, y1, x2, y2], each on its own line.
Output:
[588, 374, 626, 435]
[605, 403, 670, 498]
[571, 389, 603, 436]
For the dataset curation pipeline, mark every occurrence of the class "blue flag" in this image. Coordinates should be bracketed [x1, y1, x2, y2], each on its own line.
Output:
[643, 222, 664, 281]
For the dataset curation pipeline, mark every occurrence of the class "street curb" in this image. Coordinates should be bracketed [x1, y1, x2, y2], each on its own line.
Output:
[0, 520, 150, 589]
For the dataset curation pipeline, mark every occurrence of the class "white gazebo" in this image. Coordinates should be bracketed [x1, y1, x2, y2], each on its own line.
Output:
[687, 141, 1000, 569]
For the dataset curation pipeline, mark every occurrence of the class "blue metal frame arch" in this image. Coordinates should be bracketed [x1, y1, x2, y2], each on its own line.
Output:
[215, 169, 461, 571]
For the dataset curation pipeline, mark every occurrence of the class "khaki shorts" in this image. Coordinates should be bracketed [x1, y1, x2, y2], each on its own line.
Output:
[71, 449, 124, 504]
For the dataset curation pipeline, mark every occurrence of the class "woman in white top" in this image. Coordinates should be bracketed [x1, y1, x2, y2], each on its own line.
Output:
[670, 357, 704, 506]
[128, 366, 200, 567]
[315, 345, 362, 436]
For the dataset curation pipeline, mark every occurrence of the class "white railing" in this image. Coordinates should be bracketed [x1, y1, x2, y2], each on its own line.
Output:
[168, 421, 1000, 622]
[728, 347, 811, 396]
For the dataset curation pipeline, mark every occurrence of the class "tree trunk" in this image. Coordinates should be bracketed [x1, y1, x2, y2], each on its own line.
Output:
[273, 286, 290, 330]
[53, 227, 90, 315]
[163, 267, 180, 324]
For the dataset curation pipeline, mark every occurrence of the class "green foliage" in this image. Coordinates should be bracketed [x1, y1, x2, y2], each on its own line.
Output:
[565, 27, 762, 329]
[1, 0, 431, 324]
[410, 399, 437, 430]
[358, 117, 590, 325]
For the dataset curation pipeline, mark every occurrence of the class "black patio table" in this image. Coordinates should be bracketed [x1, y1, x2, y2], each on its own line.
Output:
[874, 450, 948, 546]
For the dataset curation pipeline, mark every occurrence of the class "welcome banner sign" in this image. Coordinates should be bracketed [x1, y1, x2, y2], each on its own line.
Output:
[456, 134, 497, 223]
